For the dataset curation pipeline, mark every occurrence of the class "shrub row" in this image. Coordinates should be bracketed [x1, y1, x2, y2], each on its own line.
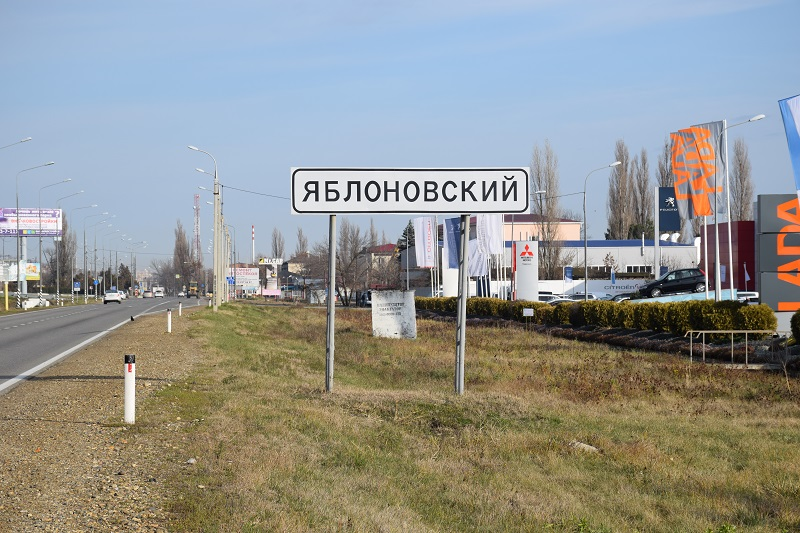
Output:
[415, 297, 778, 336]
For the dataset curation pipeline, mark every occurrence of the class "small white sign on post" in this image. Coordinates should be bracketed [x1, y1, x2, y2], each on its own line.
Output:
[371, 290, 417, 339]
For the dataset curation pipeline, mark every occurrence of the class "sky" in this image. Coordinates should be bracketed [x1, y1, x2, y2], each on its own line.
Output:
[2, 0, 799, 269]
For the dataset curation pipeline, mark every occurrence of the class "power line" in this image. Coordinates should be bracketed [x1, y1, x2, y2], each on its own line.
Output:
[221, 184, 289, 200]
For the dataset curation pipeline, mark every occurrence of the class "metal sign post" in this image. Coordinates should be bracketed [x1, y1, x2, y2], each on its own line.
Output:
[455, 214, 469, 395]
[292, 167, 530, 394]
[326, 214, 336, 392]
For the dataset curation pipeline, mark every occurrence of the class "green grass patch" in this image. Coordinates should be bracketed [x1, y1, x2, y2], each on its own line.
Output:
[160, 302, 800, 532]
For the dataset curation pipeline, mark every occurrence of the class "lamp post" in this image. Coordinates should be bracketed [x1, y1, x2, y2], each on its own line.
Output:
[188, 146, 221, 311]
[1, 137, 31, 151]
[583, 161, 622, 301]
[54, 191, 85, 306]
[69, 204, 96, 304]
[37, 179, 71, 306]
[100, 229, 120, 294]
[226, 224, 237, 299]
[15, 161, 55, 308]
[92, 220, 114, 300]
[83, 213, 109, 304]
[713, 113, 765, 300]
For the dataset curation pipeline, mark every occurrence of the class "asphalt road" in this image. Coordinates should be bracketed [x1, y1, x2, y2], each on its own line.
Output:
[0, 296, 206, 394]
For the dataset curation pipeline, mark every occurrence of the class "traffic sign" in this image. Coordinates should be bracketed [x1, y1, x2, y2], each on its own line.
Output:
[291, 168, 530, 214]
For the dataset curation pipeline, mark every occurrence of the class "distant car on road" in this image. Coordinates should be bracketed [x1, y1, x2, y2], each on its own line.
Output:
[638, 268, 706, 298]
[103, 290, 123, 304]
[142, 290, 154, 298]
[178, 291, 185, 297]
[117, 290, 127, 300]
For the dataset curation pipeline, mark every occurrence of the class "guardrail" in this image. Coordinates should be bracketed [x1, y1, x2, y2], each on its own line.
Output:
[685, 329, 790, 367]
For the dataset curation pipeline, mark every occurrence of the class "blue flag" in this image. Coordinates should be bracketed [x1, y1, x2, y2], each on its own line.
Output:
[779, 94, 800, 202]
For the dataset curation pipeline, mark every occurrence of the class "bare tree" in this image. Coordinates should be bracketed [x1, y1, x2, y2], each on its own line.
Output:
[43, 214, 77, 292]
[530, 140, 570, 279]
[271, 227, 285, 259]
[730, 137, 754, 221]
[656, 136, 673, 187]
[336, 218, 369, 306]
[172, 220, 193, 292]
[630, 148, 654, 239]
[294, 227, 308, 257]
[368, 219, 379, 248]
[606, 140, 633, 239]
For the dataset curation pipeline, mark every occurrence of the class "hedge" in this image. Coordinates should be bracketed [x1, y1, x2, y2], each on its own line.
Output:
[415, 296, 778, 336]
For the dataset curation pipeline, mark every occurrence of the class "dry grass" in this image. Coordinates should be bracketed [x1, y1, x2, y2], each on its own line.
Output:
[151, 302, 800, 532]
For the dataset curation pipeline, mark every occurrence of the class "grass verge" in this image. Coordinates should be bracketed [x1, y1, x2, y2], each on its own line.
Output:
[153, 302, 800, 532]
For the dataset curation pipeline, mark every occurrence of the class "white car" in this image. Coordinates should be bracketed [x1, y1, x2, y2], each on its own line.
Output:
[117, 290, 127, 300]
[103, 290, 123, 304]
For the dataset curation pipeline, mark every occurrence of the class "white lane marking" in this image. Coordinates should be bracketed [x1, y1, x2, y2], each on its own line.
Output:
[0, 316, 132, 394]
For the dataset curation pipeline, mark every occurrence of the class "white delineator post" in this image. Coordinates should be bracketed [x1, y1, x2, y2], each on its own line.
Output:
[124, 354, 135, 424]
[179, 302, 182, 316]
[167, 308, 172, 333]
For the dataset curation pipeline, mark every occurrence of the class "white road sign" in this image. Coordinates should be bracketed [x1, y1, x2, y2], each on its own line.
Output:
[291, 168, 530, 214]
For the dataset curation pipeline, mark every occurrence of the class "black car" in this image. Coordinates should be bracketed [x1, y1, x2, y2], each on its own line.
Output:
[638, 268, 706, 298]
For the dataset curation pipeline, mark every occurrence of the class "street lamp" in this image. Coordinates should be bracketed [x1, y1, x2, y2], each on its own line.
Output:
[583, 161, 622, 301]
[37, 178, 71, 306]
[188, 146, 221, 312]
[714, 113, 765, 300]
[226, 224, 237, 299]
[100, 229, 120, 294]
[15, 161, 55, 308]
[1, 137, 31, 151]
[83, 212, 109, 304]
[69, 204, 97, 304]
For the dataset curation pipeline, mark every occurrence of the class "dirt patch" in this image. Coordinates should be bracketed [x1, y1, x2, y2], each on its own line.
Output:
[0, 306, 204, 532]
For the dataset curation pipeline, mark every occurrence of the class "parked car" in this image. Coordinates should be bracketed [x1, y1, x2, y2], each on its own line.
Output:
[548, 297, 577, 306]
[571, 293, 599, 300]
[736, 291, 759, 304]
[611, 293, 633, 302]
[638, 268, 706, 298]
[103, 290, 123, 304]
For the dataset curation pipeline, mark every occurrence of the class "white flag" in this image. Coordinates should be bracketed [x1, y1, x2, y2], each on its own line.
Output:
[468, 239, 488, 277]
[413, 216, 436, 268]
[476, 214, 504, 255]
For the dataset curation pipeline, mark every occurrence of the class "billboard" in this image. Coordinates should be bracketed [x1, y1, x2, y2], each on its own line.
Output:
[0, 208, 63, 236]
[228, 267, 260, 289]
[756, 194, 800, 311]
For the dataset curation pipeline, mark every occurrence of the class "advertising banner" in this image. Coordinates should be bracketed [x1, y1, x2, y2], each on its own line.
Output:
[476, 213, 503, 254]
[514, 241, 539, 302]
[670, 121, 726, 219]
[444, 217, 459, 268]
[779, 94, 800, 201]
[658, 186, 682, 231]
[0, 208, 63, 236]
[26, 262, 41, 281]
[228, 267, 260, 289]
[413, 216, 436, 268]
